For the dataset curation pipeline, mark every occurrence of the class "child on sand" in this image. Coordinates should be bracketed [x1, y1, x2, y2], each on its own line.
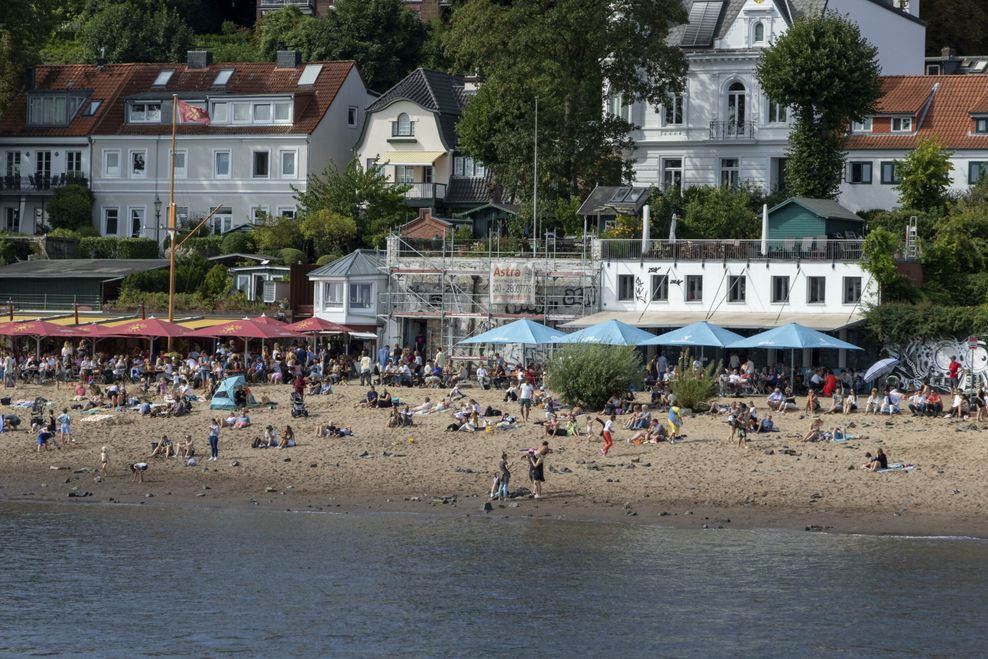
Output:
[667, 404, 683, 439]
[57, 408, 72, 444]
[593, 414, 616, 456]
[98, 446, 109, 477]
[130, 462, 149, 482]
[862, 448, 888, 472]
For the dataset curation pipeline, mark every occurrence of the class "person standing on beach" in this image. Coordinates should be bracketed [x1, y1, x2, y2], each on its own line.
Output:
[593, 414, 616, 456]
[57, 408, 72, 444]
[519, 380, 534, 422]
[497, 453, 511, 501]
[98, 446, 109, 477]
[529, 441, 549, 498]
[208, 419, 220, 461]
[667, 404, 683, 439]
[359, 351, 372, 386]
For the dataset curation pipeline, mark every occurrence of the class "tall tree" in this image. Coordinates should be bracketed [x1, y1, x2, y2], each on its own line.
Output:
[757, 14, 882, 199]
[294, 159, 411, 247]
[0, 0, 61, 116]
[257, 0, 426, 92]
[895, 138, 954, 213]
[445, 0, 687, 206]
[79, 1, 193, 63]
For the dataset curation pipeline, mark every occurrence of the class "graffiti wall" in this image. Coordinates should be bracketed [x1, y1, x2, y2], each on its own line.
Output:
[886, 337, 988, 390]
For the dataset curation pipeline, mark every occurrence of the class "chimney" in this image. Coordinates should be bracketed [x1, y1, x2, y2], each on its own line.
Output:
[96, 46, 107, 70]
[276, 50, 302, 69]
[187, 51, 213, 69]
[941, 47, 956, 59]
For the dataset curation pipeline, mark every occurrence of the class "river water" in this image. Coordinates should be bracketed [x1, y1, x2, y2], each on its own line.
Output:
[0, 501, 985, 657]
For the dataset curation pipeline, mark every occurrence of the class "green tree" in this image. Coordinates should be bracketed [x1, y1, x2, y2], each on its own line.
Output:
[199, 264, 231, 299]
[279, 247, 305, 265]
[446, 0, 687, 204]
[220, 230, 257, 255]
[546, 344, 642, 410]
[681, 186, 760, 239]
[0, 0, 61, 116]
[299, 209, 359, 259]
[47, 184, 94, 231]
[862, 227, 902, 292]
[895, 138, 954, 212]
[757, 14, 883, 198]
[295, 158, 410, 247]
[79, 1, 193, 63]
[257, 6, 310, 60]
[251, 213, 304, 254]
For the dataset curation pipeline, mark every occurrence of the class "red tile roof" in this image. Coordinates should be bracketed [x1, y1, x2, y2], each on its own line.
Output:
[847, 76, 988, 150]
[0, 60, 358, 138]
[0, 64, 134, 137]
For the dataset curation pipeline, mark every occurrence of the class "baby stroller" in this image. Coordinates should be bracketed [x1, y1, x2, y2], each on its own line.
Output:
[290, 392, 309, 418]
[29, 397, 48, 431]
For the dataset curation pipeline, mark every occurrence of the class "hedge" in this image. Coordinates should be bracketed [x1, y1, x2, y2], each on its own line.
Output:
[78, 237, 158, 259]
[181, 236, 224, 257]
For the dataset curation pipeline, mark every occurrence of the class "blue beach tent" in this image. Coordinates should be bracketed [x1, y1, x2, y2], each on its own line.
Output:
[209, 375, 258, 410]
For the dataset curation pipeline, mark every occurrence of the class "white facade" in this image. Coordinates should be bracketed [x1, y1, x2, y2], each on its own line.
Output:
[90, 67, 370, 240]
[0, 137, 92, 234]
[311, 272, 388, 329]
[628, 0, 925, 205]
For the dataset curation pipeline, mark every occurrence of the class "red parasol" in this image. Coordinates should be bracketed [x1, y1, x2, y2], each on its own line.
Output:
[0, 320, 82, 338]
[188, 318, 306, 340]
[95, 317, 192, 338]
[250, 314, 289, 326]
[286, 317, 354, 334]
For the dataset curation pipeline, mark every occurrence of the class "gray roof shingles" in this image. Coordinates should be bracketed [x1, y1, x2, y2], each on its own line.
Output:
[366, 68, 466, 149]
[0, 259, 168, 279]
[308, 250, 384, 279]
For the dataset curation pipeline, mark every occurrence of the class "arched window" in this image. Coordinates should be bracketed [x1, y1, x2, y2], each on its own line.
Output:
[394, 112, 414, 137]
[727, 82, 747, 135]
[753, 21, 765, 43]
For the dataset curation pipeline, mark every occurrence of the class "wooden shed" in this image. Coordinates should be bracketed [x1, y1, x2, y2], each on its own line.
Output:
[767, 197, 865, 240]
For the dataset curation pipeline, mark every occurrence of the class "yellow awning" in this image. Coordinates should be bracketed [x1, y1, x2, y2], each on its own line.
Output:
[178, 318, 235, 329]
[381, 151, 446, 166]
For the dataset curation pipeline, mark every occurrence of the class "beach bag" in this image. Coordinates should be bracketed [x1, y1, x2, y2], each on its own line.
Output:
[484, 406, 502, 417]
[1, 396, 10, 405]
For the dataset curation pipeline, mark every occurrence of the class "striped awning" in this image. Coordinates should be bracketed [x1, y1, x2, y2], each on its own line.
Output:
[381, 151, 446, 166]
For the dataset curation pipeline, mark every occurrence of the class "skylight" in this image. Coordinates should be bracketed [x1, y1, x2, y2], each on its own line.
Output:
[153, 70, 174, 87]
[298, 64, 323, 86]
[213, 69, 234, 87]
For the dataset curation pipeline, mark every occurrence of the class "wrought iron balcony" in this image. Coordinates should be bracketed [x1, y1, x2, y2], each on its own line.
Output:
[0, 173, 89, 195]
[709, 121, 756, 139]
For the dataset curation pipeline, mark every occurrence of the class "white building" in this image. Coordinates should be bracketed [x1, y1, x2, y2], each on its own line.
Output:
[88, 51, 371, 241]
[625, 0, 925, 197]
[308, 250, 389, 333]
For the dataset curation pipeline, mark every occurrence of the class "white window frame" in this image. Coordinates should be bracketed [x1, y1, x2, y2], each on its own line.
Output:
[129, 102, 162, 123]
[662, 95, 684, 127]
[685, 275, 703, 303]
[728, 274, 746, 303]
[349, 283, 373, 309]
[250, 206, 270, 224]
[662, 158, 683, 190]
[617, 274, 635, 301]
[213, 150, 231, 179]
[771, 276, 790, 304]
[650, 274, 668, 302]
[753, 20, 765, 43]
[843, 277, 862, 305]
[348, 106, 358, 126]
[807, 276, 826, 304]
[103, 207, 120, 236]
[129, 149, 147, 178]
[3, 207, 20, 232]
[128, 206, 146, 238]
[891, 116, 913, 133]
[322, 282, 344, 309]
[66, 151, 83, 176]
[211, 102, 229, 123]
[103, 150, 121, 178]
[767, 100, 787, 124]
[253, 103, 272, 122]
[232, 102, 251, 124]
[170, 149, 187, 179]
[252, 149, 271, 179]
[212, 208, 233, 235]
[852, 117, 873, 133]
[274, 101, 291, 123]
[720, 158, 740, 188]
[279, 149, 297, 178]
[277, 207, 297, 219]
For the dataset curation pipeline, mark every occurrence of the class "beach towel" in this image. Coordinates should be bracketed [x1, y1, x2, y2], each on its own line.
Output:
[832, 434, 861, 444]
[877, 463, 915, 473]
[80, 414, 115, 423]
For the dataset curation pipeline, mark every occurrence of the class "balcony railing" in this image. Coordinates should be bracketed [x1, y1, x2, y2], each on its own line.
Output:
[0, 173, 89, 195]
[397, 182, 447, 200]
[709, 121, 756, 139]
[599, 238, 864, 262]
[258, 0, 313, 8]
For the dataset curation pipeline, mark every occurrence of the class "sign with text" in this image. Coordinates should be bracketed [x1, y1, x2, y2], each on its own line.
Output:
[490, 262, 534, 304]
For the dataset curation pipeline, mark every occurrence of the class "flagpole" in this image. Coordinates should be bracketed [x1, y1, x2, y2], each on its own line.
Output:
[167, 93, 178, 350]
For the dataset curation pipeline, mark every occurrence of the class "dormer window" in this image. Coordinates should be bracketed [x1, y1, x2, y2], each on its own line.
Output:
[753, 21, 765, 43]
[891, 117, 912, 132]
[392, 113, 414, 137]
[212, 69, 234, 87]
[209, 98, 292, 125]
[975, 117, 988, 134]
[27, 92, 86, 126]
[129, 102, 162, 123]
[852, 118, 873, 133]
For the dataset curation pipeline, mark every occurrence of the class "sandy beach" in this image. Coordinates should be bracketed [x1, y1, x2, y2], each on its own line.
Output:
[1, 381, 986, 537]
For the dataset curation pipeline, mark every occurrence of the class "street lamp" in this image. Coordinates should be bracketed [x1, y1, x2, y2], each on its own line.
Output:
[153, 196, 162, 247]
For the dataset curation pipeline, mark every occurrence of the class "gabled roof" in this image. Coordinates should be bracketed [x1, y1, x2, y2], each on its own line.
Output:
[365, 68, 466, 148]
[308, 249, 384, 278]
[577, 185, 652, 216]
[847, 76, 988, 150]
[0, 64, 134, 138]
[768, 197, 864, 223]
[872, 77, 934, 114]
[105, 61, 356, 136]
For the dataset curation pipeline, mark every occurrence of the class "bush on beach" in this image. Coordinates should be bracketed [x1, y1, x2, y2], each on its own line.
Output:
[669, 352, 720, 411]
[546, 344, 643, 410]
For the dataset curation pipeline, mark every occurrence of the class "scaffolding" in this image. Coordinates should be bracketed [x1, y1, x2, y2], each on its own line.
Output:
[379, 232, 601, 361]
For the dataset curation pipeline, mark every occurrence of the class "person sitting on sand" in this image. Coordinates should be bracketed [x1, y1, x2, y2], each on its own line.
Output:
[377, 389, 393, 408]
[757, 415, 777, 433]
[880, 387, 901, 415]
[233, 410, 251, 429]
[802, 418, 824, 442]
[150, 434, 175, 458]
[410, 398, 433, 415]
[72, 383, 88, 400]
[221, 413, 238, 428]
[355, 386, 379, 409]
[805, 389, 821, 413]
[862, 448, 889, 472]
[864, 388, 881, 414]
[825, 388, 845, 414]
[178, 434, 195, 458]
[278, 425, 296, 449]
[449, 384, 465, 401]
[926, 390, 944, 417]
[843, 390, 858, 414]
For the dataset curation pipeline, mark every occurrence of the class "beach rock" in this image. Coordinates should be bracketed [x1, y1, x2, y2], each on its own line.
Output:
[63, 478, 70, 484]
[576, 459, 586, 465]
[230, 461, 240, 467]
[623, 502, 632, 509]
[454, 467, 474, 473]
[509, 502, 520, 508]
[49, 465, 68, 470]
[358, 451, 370, 458]
[67, 491, 91, 498]
[482, 502, 493, 512]
[625, 510, 638, 516]
[145, 493, 153, 498]
[559, 466, 573, 474]
[624, 464, 635, 469]
[310, 463, 318, 468]
[73, 468, 91, 474]
[805, 525, 832, 532]
[265, 486, 277, 493]
[658, 511, 670, 517]
[630, 457, 641, 463]
[764, 449, 775, 455]
[196, 493, 206, 497]
[282, 457, 291, 462]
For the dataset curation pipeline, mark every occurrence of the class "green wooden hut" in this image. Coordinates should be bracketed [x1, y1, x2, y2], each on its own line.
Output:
[766, 197, 865, 240]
